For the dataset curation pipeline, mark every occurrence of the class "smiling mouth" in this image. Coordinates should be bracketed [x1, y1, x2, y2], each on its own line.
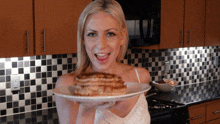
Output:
[95, 53, 110, 61]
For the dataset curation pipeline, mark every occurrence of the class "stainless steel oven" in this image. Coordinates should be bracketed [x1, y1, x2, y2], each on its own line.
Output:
[147, 98, 189, 124]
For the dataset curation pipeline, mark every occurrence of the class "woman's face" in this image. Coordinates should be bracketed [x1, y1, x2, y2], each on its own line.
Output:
[83, 12, 125, 72]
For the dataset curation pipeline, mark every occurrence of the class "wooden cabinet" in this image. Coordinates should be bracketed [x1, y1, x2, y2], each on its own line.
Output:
[188, 106, 206, 124]
[188, 99, 220, 124]
[0, 0, 34, 57]
[160, 0, 205, 49]
[0, 0, 90, 58]
[183, 0, 205, 47]
[160, 0, 184, 49]
[205, 0, 220, 46]
[206, 101, 220, 121]
[35, 0, 90, 55]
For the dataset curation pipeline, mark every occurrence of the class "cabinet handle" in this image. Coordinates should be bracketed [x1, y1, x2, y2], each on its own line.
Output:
[191, 115, 203, 120]
[43, 29, 46, 52]
[26, 30, 29, 54]
[213, 110, 220, 114]
[188, 30, 191, 45]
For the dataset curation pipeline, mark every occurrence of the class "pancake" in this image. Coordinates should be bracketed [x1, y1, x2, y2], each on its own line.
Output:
[73, 72, 127, 96]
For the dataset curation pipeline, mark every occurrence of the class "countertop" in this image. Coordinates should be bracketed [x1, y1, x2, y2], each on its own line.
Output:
[147, 79, 220, 106]
[1, 80, 219, 123]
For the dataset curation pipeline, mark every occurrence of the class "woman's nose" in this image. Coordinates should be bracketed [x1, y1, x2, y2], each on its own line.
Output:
[96, 35, 107, 49]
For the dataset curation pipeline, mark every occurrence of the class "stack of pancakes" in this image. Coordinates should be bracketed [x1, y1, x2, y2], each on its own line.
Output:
[74, 72, 127, 96]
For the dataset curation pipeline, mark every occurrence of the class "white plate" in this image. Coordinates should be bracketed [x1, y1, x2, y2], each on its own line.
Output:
[53, 82, 151, 102]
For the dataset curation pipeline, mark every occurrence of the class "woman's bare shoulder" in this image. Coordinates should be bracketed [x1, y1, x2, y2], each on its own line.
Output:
[56, 72, 76, 87]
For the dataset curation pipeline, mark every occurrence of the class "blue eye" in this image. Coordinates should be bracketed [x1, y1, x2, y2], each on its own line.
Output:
[107, 32, 116, 37]
[87, 33, 96, 37]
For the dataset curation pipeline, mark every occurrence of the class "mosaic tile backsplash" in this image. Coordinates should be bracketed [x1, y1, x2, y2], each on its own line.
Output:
[0, 46, 220, 117]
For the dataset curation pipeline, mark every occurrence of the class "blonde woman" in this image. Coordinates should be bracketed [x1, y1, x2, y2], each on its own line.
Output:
[55, 0, 151, 123]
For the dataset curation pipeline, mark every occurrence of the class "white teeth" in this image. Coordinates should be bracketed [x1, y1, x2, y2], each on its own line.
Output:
[96, 54, 107, 57]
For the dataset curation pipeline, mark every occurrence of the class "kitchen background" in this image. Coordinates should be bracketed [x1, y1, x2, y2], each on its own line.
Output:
[0, 45, 219, 117]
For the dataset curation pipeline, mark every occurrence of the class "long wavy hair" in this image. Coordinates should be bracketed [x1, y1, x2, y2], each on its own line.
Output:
[75, 0, 129, 75]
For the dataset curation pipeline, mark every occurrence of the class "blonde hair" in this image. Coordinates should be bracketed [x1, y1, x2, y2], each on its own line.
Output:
[75, 0, 129, 75]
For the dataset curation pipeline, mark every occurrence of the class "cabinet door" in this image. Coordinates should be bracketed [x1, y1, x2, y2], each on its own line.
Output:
[188, 106, 206, 124]
[184, 0, 205, 47]
[206, 102, 220, 121]
[205, 0, 220, 46]
[160, 0, 184, 49]
[0, 0, 34, 58]
[35, 0, 90, 55]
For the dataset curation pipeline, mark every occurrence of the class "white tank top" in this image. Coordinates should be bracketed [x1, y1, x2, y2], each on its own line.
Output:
[94, 68, 151, 124]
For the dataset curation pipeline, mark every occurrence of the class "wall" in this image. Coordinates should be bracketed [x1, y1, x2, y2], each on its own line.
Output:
[0, 46, 219, 117]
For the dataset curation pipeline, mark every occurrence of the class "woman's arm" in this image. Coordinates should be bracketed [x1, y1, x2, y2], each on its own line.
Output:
[55, 73, 79, 124]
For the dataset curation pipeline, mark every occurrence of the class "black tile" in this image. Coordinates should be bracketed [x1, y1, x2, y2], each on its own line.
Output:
[25, 87, 30, 93]
[0, 90, 5, 96]
[25, 100, 30, 105]
[30, 61, 35, 66]
[0, 70, 5, 75]
[13, 101, 19, 107]
[19, 68, 24, 74]
[1, 110, 6, 116]
[42, 60, 46, 65]
[37, 86, 41, 91]
[7, 95, 12, 102]
[24, 74, 30, 80]
[12, 62, 17, 68]
[31, 99, 36, 104]
[7, 102, 12, 108]
[0, 96, 6, 103]
[31, 93, 36, 99]
[19, 94, 24, 100]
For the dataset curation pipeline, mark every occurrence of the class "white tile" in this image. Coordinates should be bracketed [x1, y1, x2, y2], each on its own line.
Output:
[12, 94, 19, 101]
[52, 71, 57, 77]
[25, 105, 31, 112]
[25, 93, 31, 99]
[7, 108, 13, 115]
[41, 66, 47, 72]
[11, 57, 18, 61]
[6, 89, 12, 95]
[5, 62, 12, 69]
[0, 82, 6, 89]
[0, 58, 6, 62]
[62, 58, 67, 64]
[19, 100, 25, 107]
[47, 90, 53, 96]
[24, 67, 30, 74]
[23, 56, 30, 61]
[30, 86, 36, 92]
[46, 55, 52, 59]
[57, 65, 62, 70]
[11, 68, 18, 74]
[42, 103, 47, 109]
[36, 79, 42, 85]
[30, 73, 36, 80]
[0, 103, 6, 109]
[36, 97, 42, 104]
[42, 84, 47, 91]
[47, 77, 52, 84]
[35, 60, 41, 66]
[52, 59, 57, 65]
